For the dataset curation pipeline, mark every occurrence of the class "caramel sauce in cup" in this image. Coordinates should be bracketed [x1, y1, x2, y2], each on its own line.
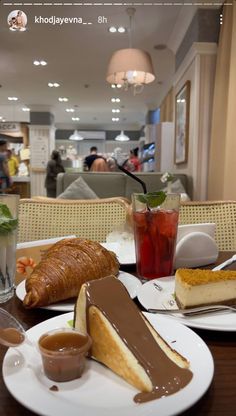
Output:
[0, 327, 25, 346]
[38, 328, 92, 382]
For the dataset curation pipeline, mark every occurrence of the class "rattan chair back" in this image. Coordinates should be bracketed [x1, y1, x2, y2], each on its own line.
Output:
[18, 197, 131, 243]
[179, 201, 236, 251]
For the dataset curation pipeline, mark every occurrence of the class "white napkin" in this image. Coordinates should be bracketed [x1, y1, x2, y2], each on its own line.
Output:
[175, 224, 219, 268]
[104, 230, 136, 264]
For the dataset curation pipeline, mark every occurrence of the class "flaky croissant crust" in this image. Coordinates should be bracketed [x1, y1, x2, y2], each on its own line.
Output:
[23, 238, 119, 308]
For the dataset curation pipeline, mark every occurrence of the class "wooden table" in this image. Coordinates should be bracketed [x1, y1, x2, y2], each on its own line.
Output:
[1, 252, 236, 416]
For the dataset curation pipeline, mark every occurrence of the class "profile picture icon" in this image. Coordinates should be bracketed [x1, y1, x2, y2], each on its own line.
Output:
[8, 10, 27, 31]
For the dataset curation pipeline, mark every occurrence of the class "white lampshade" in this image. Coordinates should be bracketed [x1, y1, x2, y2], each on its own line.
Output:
[69, 130, 84, 141]
[106, 48, 155, 86]
[115, 130, 130, 142]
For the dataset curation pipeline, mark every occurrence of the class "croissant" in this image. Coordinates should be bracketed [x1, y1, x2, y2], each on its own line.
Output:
[23, 238, 119, 308]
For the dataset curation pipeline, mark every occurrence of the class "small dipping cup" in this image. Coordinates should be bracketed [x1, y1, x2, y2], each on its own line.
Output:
[38, 328, 92, 382]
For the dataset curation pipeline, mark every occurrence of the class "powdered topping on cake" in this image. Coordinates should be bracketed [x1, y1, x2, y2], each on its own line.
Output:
[176, 268, 236, 286]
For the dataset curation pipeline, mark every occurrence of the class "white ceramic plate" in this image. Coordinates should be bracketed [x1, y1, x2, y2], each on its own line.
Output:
[15, 271, 141, 311]
[137, 276, 236, 332]
[101, 242, 136, 265]
[2, 312, 214, 416]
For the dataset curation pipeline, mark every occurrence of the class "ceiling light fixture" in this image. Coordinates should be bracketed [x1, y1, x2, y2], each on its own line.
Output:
[111, 98, 120, 103]
[58, 97, 68, 102]
[8, 97, 18, 101]
[115, 130, 130, 141]
[22, 107, 30, 111]
[72, 117, 80, 121]
[66, 108, 75, 112]
[112, 109, 120, 113]
[48, 82, 60, 87]
[69, 130, 84, 141]
[33, 60, 47, 66]
[106, 8, 155, 95]
[111, 83, 122, 89]
[108, 26, 117, 33]
[118, 26, 126, 33]
[108, 26, 126, 33]
[112, 117, 119, 122]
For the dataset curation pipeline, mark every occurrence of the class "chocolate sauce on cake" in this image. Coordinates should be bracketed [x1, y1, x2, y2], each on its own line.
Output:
[85, 276, 193, 403]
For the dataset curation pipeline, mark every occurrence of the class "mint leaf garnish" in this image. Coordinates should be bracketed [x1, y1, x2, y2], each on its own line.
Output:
[137, 191, 167, 209]
[0, 204, 12, 218]
[0, 203, 18, 235]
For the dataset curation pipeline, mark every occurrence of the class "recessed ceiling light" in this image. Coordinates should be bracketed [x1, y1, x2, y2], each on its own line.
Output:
[2, 118, 6, 122]
[118, 27, 126, 33]
[108, 26, 126, 33]
[22, 107, 30, 111]
[112, 117, 119, 122]
[66, 108, 75, 112]
[111, 84, 122, 89]
[112, 109, 120, 113]
[48, 82, 60, 87]
[33, 60, 47, 66]
[0, 116, 2, 120]
[58, 97, 68, 102]
[111, 98, 120, 103]
[8, 97, 18, 101]
[72, 117, 80, 121]
[108, 26, 117, 33]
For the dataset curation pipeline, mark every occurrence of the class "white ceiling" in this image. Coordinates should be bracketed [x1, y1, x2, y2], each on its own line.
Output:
[0, 2, 213, 130]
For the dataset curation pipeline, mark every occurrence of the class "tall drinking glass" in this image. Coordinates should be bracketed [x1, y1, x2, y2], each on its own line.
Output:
[0, 194, 19, 303]
[132, 193, 180, 280]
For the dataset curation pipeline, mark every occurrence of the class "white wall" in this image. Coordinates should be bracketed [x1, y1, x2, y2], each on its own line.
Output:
[173, 42, 217, 200]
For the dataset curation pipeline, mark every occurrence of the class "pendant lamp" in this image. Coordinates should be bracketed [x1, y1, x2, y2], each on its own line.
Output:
[69, 130, 84, 141]
[106, 8, 155, 95]
[115, 130, 130, 142]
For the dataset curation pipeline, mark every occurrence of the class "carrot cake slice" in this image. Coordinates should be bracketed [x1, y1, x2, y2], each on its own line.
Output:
[175, 268, 236, 309]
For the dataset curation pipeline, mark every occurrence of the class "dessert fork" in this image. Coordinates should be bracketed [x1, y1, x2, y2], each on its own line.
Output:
[148, 304, 236, 316]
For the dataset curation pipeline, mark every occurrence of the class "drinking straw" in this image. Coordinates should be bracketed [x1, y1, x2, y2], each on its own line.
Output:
[116, 163, 147, 194]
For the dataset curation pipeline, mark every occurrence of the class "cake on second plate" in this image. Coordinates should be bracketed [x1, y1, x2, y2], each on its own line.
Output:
[175, 268, 236, 309]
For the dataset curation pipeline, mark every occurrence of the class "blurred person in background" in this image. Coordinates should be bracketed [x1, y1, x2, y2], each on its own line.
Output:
[45, 150, 65, 198]
[90, 157, 110, 172]
[106, 155, 118, 172]
[0, 139, 12, 192]
[7, 149, 19, 176]
[122, 148, 141, 172]
[84, 146, 105, 171]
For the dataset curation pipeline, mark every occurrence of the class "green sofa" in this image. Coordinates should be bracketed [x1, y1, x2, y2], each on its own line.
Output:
[56, 172, 192, 200]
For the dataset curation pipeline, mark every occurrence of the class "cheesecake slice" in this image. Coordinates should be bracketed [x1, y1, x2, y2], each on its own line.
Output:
[175, 268, 236, 309]
[74, 275, 192, 403]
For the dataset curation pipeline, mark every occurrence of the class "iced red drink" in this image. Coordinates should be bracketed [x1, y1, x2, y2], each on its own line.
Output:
[132, 193, 180, 280]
